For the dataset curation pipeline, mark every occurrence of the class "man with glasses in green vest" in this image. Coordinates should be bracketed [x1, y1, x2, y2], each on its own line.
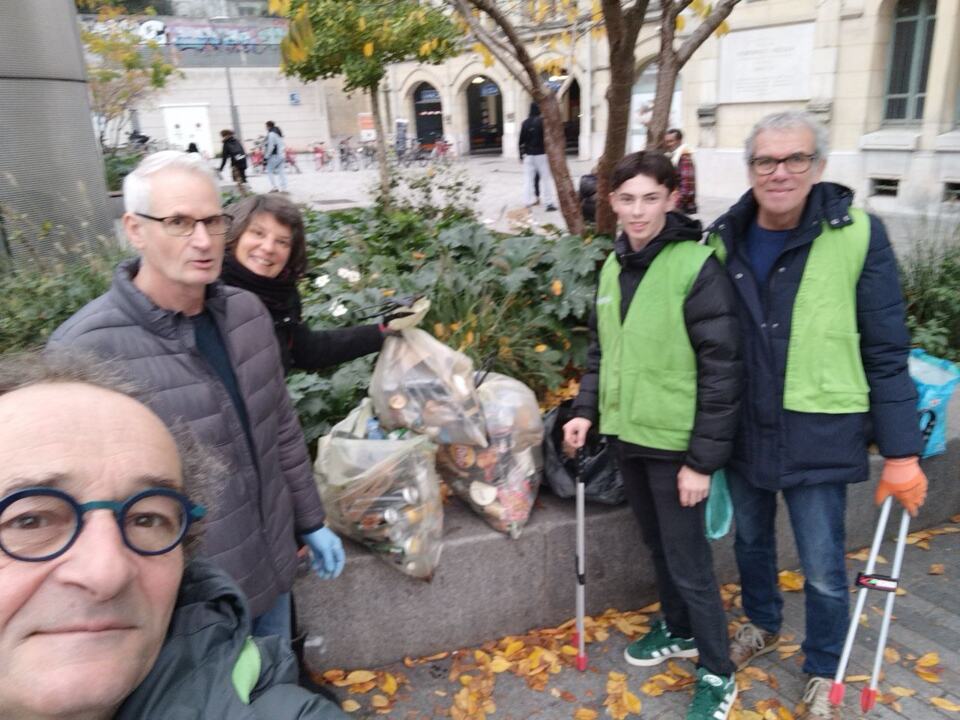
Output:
[706, 111, 926, 719]
[564, 152, 743, 720]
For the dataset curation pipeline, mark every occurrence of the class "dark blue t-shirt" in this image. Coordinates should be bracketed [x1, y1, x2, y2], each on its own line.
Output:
[192, 311, 256, 458]
[744, 221, 791, 286]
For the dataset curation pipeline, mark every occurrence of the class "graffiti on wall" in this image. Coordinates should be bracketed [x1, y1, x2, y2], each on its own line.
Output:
[80, 15, 287, 53]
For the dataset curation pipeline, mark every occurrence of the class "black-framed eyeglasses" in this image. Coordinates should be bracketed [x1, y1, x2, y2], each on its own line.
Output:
[135, 213, 233, 237]
[749, 153, 818, 176]
[0, 487, 206, 562]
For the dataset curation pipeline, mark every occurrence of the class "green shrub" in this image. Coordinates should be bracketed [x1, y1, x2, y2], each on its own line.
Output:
[0, 247, 124, 352]
[103, 150, 143, 193]
[900, 214, 960, 361]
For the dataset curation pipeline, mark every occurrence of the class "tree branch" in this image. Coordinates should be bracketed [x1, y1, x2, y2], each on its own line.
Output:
[676, 0, 740, 65]
[453, 0, 531, 90]
[466, 0, 547, 98]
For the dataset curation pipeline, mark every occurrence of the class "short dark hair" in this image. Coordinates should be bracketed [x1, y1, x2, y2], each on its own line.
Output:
[610, 151, 678, 193]
[224, 194, 308, 279]
[666, 128, 683, 141]
[220, 129, 233, 138]
[266, 120, 275, 129]
[0, 351, 221, 558]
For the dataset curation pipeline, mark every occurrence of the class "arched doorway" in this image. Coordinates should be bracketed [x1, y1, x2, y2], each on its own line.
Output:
[629, 63, 682, 151]
[413, 82, 444, 145]
[465, 75, 503, 154]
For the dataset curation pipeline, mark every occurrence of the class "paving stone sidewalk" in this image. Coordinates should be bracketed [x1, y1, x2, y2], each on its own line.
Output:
[316, 518, 960, 719]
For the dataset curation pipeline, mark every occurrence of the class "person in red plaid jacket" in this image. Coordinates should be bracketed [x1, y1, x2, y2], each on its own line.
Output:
[665, 129, 698, 216]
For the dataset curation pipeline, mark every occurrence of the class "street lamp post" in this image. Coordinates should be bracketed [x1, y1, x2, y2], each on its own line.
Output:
[210, 17, 243, 137]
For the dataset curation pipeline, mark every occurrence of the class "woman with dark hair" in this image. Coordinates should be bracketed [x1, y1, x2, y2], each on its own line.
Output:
[222, 194, 429, 374]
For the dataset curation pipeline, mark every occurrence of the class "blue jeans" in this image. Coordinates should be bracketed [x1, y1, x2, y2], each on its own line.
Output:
[727, 474, 850, 677]
[251, 591, 292, 641]
[266, 154, 287, 190]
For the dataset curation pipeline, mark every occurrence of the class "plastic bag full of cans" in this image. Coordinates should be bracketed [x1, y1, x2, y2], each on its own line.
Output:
[436, 372, 544, 538]
[370, 328, 488, 448]
[314, 399, 443, 580]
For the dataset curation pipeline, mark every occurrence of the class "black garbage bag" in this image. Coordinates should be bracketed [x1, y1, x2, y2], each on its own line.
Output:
[541, 401, 625, 505]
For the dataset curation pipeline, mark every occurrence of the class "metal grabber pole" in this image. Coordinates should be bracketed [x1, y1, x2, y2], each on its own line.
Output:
[830, 496, 893, 707]
[573, 447, 588, 671]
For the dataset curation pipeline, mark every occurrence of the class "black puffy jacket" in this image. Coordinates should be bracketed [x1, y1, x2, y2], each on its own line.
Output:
[572, 212, 743, 474]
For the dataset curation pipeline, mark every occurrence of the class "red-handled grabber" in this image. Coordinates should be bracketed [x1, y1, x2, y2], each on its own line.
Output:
[830, 497, 911, 712]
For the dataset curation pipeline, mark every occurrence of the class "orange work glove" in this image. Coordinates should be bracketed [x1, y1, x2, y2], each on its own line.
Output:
[875, 457, 928, 516]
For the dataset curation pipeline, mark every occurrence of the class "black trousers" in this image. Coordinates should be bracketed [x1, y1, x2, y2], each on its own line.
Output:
[616, 441, 735, 676]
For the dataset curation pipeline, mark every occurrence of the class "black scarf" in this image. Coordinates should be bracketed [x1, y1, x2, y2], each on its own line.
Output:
[221, 255, 302, 325]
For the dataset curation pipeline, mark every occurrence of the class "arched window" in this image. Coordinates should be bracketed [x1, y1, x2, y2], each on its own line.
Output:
[884, 0, 936, 121]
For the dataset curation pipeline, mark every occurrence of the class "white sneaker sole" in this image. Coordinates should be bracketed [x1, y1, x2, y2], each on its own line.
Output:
[713, 684, 738, 720]
[623, 645, 699, 667]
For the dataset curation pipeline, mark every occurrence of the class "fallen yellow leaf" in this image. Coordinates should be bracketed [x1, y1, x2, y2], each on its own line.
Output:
[370, 694, 389, 708]
[561, 645, 578, 656]
[845, 674, 870, 683]
[490, 656, 511, 673]
[929, 563, 945, 575]
[917, 652, 940, 668]
[623, 690, 642, 714]
[778, 570, 805, 592]
[890, 686, 916, 697]
[884, 647, 901, 663]
[931, 697, 960, 712]
[574, 709, 598, 720]
[916, 669, 942, 683]
[341, 699, 360, 713]
[503, 640, 525, 658]
[337, 669, 376, 686]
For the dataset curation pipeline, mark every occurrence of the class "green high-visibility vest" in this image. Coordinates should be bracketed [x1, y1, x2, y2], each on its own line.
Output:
[596, 241, 714, 450]
[708, 208, 871, 413]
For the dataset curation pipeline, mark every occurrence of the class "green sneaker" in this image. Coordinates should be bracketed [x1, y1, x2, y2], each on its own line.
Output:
[623, 619, 698, 667]
[686, 667, 737, 720]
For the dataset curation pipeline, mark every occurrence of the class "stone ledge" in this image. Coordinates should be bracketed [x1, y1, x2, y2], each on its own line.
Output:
[296, 403, 960, 670]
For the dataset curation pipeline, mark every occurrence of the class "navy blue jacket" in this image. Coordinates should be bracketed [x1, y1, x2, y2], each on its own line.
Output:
[707, 182, 922, 491]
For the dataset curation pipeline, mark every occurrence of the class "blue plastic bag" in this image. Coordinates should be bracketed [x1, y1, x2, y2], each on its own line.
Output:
[909, 349, 960, 458]
[705, 469, 732, 540]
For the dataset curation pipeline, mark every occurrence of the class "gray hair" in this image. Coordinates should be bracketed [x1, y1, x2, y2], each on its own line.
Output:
[0, 351, 221, 558]
[744, 111, 829, 163]
[123, 150, 218, 215]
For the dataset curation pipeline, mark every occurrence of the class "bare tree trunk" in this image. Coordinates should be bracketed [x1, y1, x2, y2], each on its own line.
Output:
[538, 93, 583, 235]
[368, 79, 392, 209]
[595, 0, 647, 236]
[646, 52, 678, 149]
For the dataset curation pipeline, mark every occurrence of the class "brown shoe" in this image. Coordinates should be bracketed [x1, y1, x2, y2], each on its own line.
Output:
[798, 677, 841, 719]
[729, 622, 780, 669]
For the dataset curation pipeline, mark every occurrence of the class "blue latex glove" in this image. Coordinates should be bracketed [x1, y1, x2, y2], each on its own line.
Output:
[303, 527, 345, 580]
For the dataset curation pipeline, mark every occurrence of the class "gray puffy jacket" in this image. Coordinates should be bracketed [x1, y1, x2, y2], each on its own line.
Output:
[117, 558, 347, 719]
[48, 259, 325, 616]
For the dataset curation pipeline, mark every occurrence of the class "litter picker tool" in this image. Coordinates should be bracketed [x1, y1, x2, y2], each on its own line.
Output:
[571, 447, 588, 671]
[830, 411, 936, 713]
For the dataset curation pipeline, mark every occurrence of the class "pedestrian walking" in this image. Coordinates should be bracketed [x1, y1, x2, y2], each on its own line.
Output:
[706, 111, 926, 719]
[519, 104, 557, 211]
[219, 128, 249, 190]
[265, 120, 288, 193]
[564, 151, 742, 720]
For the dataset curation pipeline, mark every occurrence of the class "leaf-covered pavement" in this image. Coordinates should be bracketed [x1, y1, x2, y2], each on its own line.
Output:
[313, 516, 960, 718]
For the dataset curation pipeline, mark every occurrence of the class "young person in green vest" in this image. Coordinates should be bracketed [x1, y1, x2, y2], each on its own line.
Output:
[706, 111, 926, 720]
[564, 152, 743, 720]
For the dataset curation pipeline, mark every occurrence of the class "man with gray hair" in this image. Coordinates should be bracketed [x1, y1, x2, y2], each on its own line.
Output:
[706, 112, 925, 718]
[48, 151, 345, 643]
[0, 351, 347, 718]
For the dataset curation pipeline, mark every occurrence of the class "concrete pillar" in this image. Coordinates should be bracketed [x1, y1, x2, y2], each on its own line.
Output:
[0, 0, 113, 268]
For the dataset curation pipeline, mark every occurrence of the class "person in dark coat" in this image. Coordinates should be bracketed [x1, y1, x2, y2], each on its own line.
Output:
[518, 103, 557, 211]
[707, 111, 926, 719]
[48, 151, 346, 642]
[221, 193, 430, 375]
[578, 168, 598, 223]
[219, 128, 249, 188]
[0, 351, 347, 719]
[564, 152, 742, 720]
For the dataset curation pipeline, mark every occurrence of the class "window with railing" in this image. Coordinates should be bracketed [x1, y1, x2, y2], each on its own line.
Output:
[883, 0, 936, 122]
